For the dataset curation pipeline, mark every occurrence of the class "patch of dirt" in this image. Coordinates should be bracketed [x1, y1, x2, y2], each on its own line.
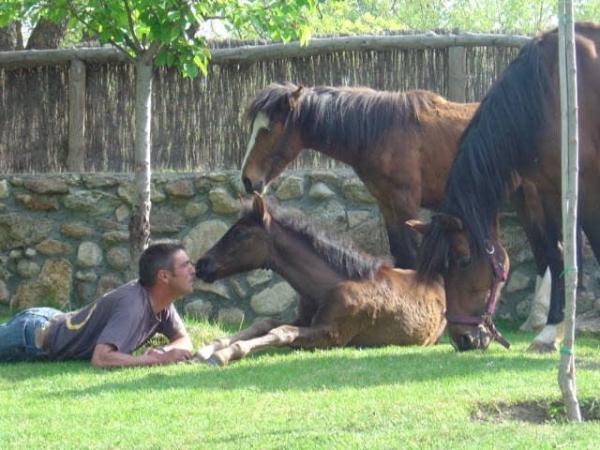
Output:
[471, 398, 600, 424]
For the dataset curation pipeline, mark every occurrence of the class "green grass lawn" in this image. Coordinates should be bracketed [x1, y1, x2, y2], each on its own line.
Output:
[0, 318, 599, 449]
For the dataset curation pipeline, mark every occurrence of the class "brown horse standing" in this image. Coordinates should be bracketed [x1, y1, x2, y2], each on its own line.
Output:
[412, 23, 600, 351]
[239, 82, 560, 349]
[194, 194, 446, 366]
[241, 84, 476, 270]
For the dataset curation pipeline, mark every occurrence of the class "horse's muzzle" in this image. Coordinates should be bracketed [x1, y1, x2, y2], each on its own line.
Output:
[451, 326, 492, 351]
[195, 257, 217, 283]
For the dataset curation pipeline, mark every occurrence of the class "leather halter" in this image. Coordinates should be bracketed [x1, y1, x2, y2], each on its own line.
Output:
[446, 239, 511, 349]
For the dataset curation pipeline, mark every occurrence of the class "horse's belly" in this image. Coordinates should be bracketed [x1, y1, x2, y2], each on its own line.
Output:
[348, 315, 442, 347]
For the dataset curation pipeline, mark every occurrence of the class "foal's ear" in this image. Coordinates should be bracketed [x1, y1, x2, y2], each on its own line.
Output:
[405, 219, 429, 236]
[252, 192, 270, 225]
[288, 85, 303, 111]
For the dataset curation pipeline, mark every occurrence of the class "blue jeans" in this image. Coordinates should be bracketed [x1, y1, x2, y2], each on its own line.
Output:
[0, 307, 62, 362]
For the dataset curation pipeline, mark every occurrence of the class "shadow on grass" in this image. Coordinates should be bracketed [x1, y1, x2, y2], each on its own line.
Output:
[3, 323, 596, 393]
[40, 345, 562, 398]
[0, 360, 95, 382]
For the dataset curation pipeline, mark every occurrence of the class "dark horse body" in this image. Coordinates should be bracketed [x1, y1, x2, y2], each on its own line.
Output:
[240, 82, 559, 348]
[194, 194, 446, 366]
[413, 23, 600, 351]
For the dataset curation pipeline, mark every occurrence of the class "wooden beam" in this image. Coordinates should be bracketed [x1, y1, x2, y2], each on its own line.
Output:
[0, 33, 531, 69]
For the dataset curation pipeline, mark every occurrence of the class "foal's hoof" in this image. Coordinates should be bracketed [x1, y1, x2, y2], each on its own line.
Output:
[196, 344, 216, 360]
[206, 355, 227, 367]
[527, 341, 558, 353]
[187, 353, 206, 364]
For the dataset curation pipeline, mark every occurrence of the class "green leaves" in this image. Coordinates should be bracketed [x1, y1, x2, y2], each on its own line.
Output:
[306, 0, 600, 35]
[7, 0, 317, 78]
[222, 0, 316, 43]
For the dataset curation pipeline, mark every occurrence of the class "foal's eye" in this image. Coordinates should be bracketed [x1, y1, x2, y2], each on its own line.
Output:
[457, 256, 471, 269]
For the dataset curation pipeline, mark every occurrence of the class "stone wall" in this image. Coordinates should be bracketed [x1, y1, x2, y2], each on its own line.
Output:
[0, 171, 598, 332]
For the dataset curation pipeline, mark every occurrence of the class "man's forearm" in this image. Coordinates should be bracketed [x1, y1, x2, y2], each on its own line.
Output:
[91, 343, 190, 368]
[91, 348, 161, 368]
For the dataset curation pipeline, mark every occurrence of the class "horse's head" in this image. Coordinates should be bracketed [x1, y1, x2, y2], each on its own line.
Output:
[408, 214, 509, 351]
[196, 193, 273, 282]
[241, 84, 304, 194]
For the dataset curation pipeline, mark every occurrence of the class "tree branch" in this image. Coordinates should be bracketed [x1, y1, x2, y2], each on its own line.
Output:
[122, 0, 142, 51]
[63, 1, 130, 57]
[142, 39, 162, 64]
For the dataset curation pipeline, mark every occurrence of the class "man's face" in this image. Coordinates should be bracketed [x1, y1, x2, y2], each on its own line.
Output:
[164, 250, 195, 296]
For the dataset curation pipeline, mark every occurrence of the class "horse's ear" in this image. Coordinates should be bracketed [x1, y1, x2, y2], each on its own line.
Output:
[405, 219, 429, 236]
[288, 85, 303, 111]
[435, 213, 463, 232]
[252, 192, 270, 225]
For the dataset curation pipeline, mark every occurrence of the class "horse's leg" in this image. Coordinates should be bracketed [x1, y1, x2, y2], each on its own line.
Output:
[580, 199, 600, 295]
[527, 199, 566, 353]
[380, 199, 420, 270]
[510, 185, 551, 332]
[208, 323, 350, 366]
[193, 318, 286, 361]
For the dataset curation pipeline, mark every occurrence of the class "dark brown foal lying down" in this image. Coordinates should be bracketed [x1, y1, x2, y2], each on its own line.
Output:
[194, 194, 446, 366]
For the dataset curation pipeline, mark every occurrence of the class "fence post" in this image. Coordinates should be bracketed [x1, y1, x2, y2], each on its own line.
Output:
[67, 58, 86, 172]
[448, 46, 467, 102]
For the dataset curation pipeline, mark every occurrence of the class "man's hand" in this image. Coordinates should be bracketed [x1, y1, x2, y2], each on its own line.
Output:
[156, 348, 192, 364]
[143, 347, 167, 357]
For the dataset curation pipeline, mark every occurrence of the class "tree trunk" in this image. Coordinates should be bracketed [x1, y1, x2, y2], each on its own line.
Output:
[26, 17, 66, 49]
[128, 56, 154, 276]
[0, 23, 18, 50]
[557, 0, 581, 422]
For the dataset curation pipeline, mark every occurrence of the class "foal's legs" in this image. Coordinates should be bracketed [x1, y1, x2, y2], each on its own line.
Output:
[193, 298, 318, 361]
[207, 299, 355, 366]
[208, 323, 351, 366]
[193, 319, 286, 361]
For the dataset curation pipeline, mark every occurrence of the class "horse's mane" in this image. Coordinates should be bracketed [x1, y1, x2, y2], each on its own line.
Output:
[242, 198, 391, 280]
[417, 33, 552, 279]
[246, 82, 444, 156]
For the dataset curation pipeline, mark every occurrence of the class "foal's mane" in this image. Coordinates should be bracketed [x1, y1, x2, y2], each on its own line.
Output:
[242, 199, 391, 280]
[247, 82, 443, 156]
[417, 32, 553, 280]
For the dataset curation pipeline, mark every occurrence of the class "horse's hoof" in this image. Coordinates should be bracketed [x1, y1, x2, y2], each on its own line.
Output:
[527, 341, 558, 353]
[196, 345, 215, 360]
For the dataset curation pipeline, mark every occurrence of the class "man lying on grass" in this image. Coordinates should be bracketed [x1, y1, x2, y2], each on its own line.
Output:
[0, 241, 194, 368]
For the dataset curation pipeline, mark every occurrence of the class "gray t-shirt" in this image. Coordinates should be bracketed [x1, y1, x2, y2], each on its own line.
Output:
[44, 280, 185, 361]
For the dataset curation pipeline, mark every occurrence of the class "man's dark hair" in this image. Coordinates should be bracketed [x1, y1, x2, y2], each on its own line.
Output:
[138, 241, 185, 287]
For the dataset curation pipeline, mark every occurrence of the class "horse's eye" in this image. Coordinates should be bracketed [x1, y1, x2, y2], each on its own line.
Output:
[457, 256, 471, 269]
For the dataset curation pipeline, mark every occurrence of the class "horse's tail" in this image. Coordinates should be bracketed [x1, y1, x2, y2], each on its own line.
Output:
[441, 35, 552, 256]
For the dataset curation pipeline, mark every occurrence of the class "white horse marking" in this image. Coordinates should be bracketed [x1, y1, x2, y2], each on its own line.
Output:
[520, 266, 551, 332]
[532, 322, 564, 346]
[242, 112, 271, 171]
